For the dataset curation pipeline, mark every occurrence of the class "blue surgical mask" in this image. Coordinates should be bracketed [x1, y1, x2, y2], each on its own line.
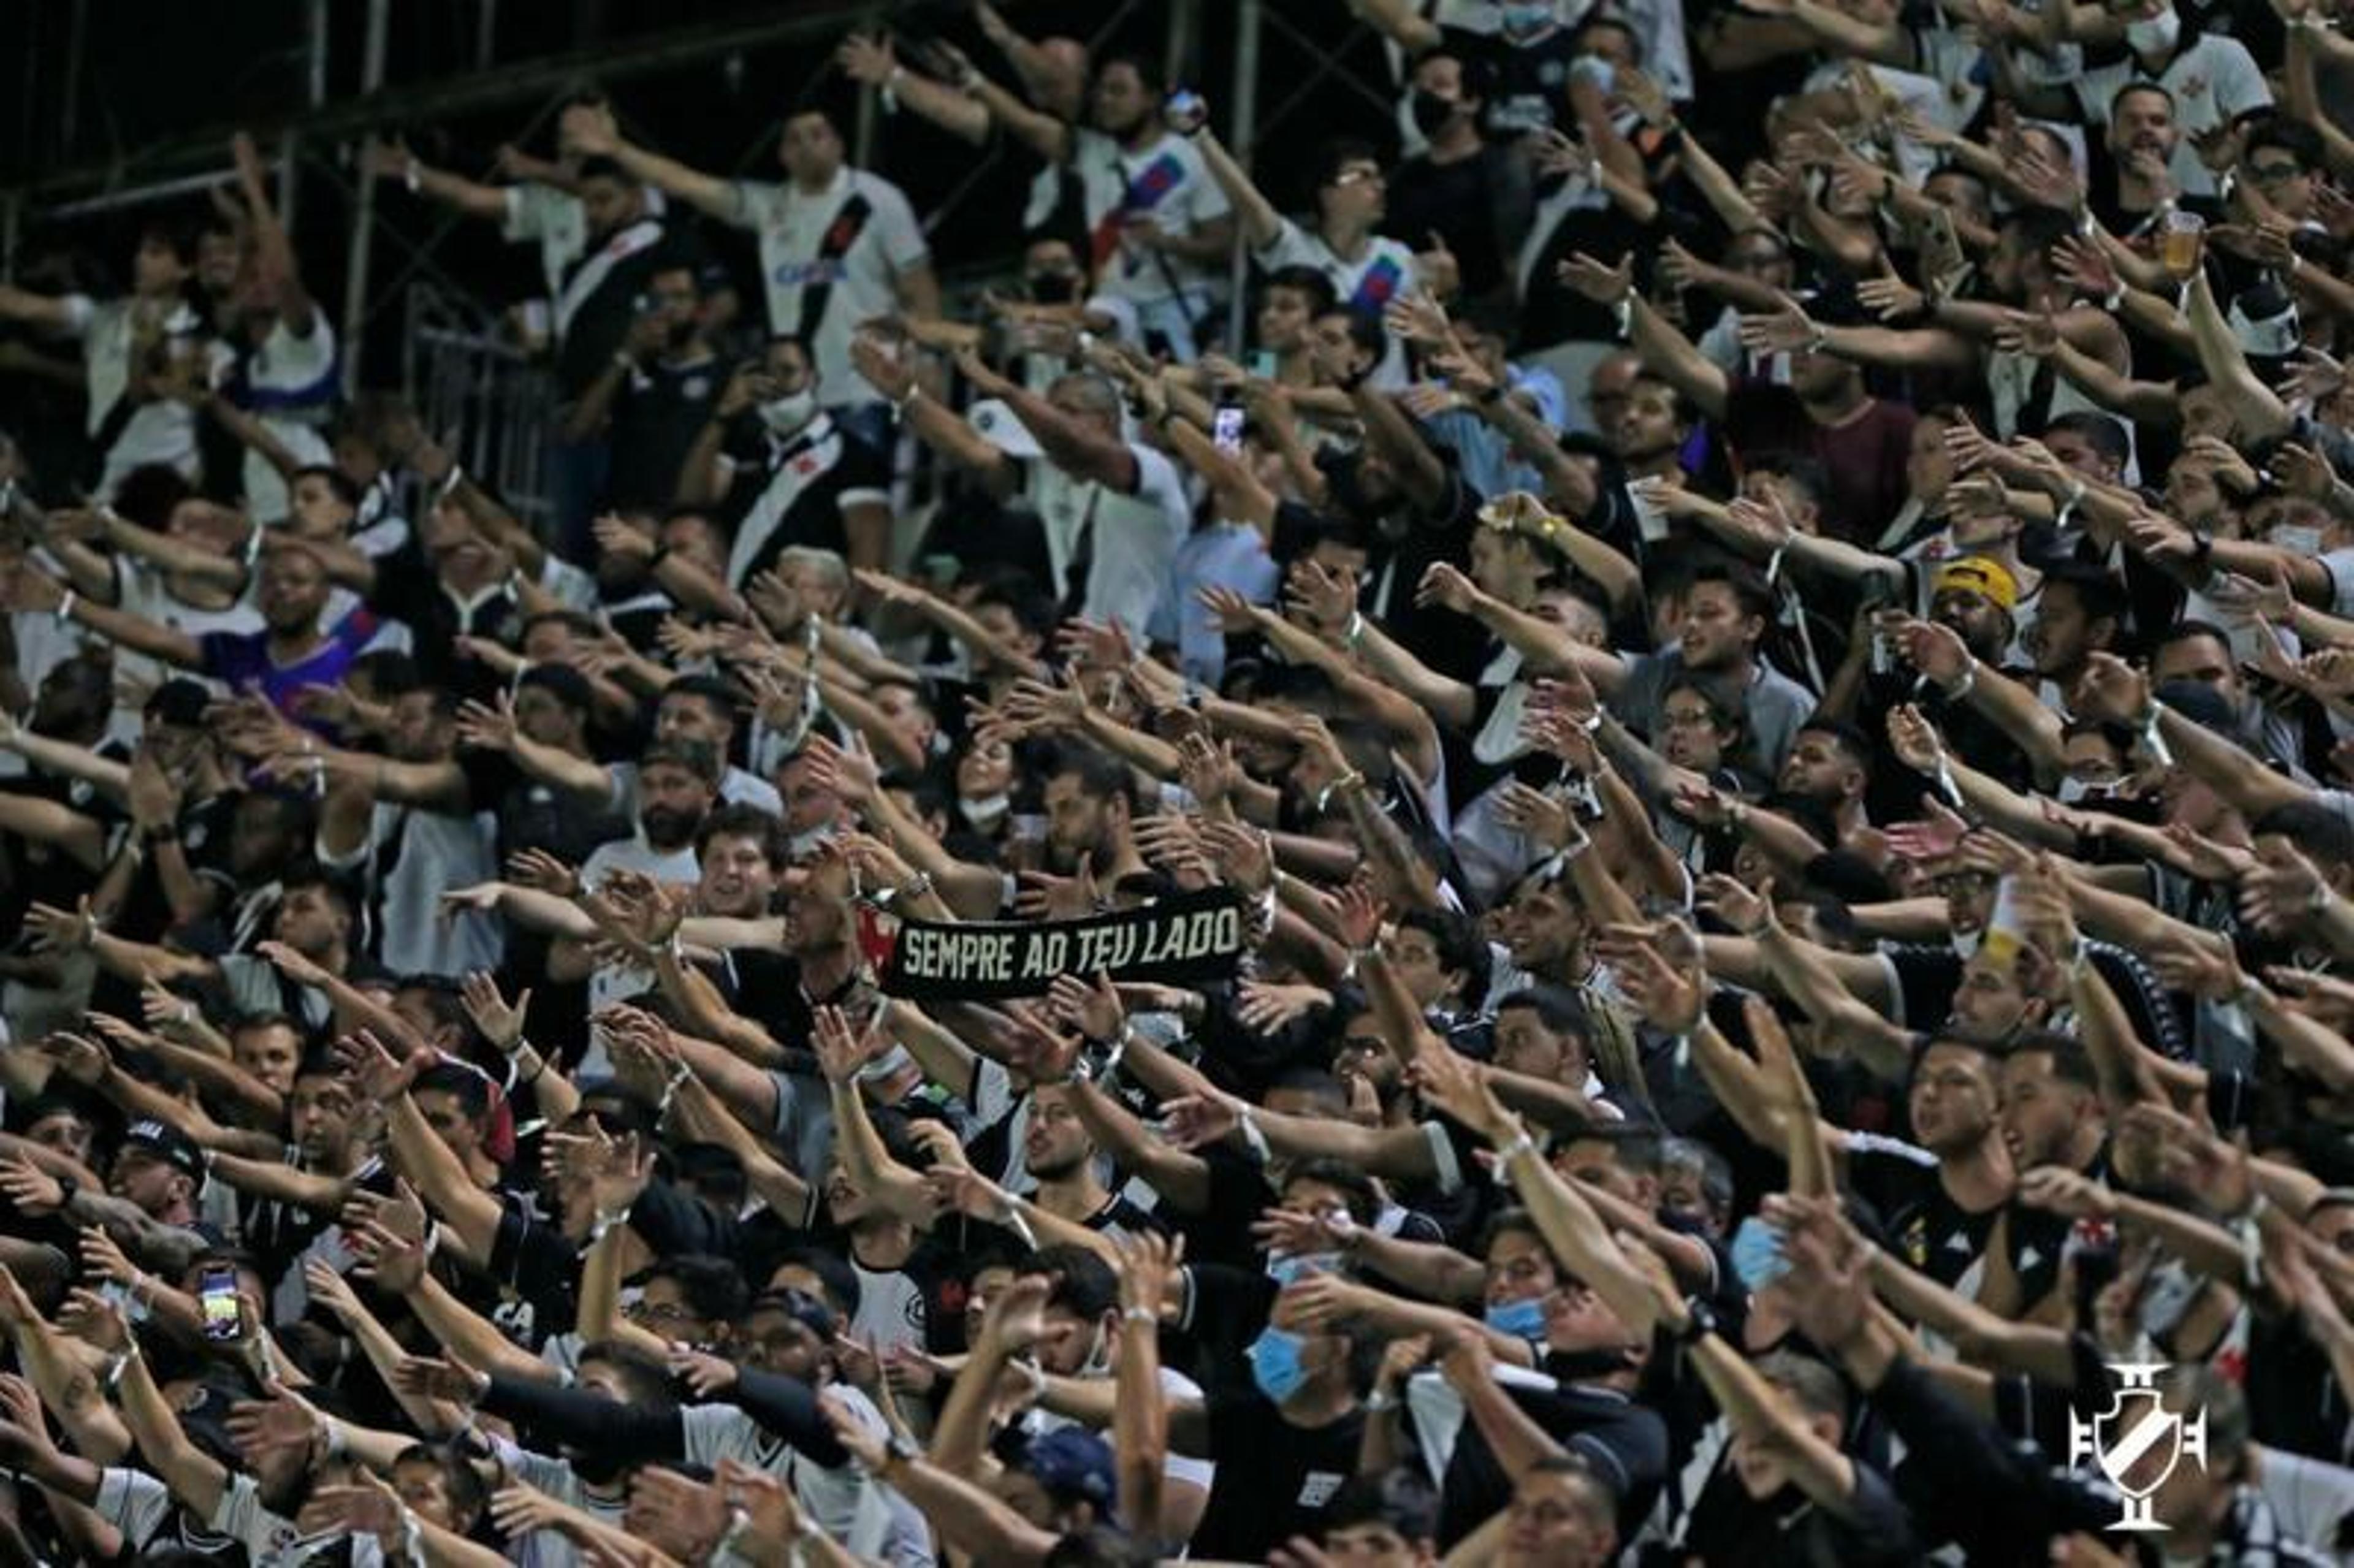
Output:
[1485, 1296, 1549, 1339]
[1247, 1325, 1311, 1404]
[1502, 1, 1555, 35]
[1268, 1252, 1344, 1285]
[1731, 1216, 1791, 1292]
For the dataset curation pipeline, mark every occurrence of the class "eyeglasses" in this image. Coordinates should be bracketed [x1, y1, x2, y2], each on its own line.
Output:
[2247, 161, 2306, 184]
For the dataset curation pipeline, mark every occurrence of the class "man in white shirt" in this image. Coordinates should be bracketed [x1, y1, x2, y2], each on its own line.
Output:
[213, 134, 337, 527]
[562, 101, 940, 452]
[853, 337, 1188, 642]
[0, 227, 205, 500]
[894, 50, 1235, 359]
[1195, 123, 1422, 386]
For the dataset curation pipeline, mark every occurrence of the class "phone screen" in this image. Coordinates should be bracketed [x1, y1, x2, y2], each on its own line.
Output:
[1212, 402, 1246, 456]
[199, 1265, 241, 1342]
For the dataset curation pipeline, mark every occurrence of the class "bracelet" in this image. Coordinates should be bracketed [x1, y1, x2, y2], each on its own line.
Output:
[1343, 610, 1366, 648]
[54, 591, 75, 626]
[1498, 1131, 1540, 1165]
[1364, 1390, 1397, 1413]
[1121, 1306, 1157, 1325]
[1943, 660, 1977, 702]
[896, 871, 934, 904]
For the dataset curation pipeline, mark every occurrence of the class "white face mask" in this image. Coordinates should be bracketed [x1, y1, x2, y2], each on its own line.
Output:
[2057, 776, 2109, 805]
[759, 389, 818, 436]
[959, 793, 1011, 829]
[856, 1044, 915, 1086]
[2274, 525, 2325, 557]
[1951, 926, 1983, 960]
[2125, 6, 2181, 55]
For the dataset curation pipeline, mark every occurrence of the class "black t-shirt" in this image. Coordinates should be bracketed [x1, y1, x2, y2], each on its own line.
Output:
[608, 351, 731, 509]
[1431, 1364, 1671, 1548]
[719, 414, 889, 587]
[1387, 148, 1513, 302]
[554, 220, 693, 400]
[1677, 1463, 1918, 1567]
[1847, 1135, 1997, 1288]
[1193, 1390, 1368, 1560]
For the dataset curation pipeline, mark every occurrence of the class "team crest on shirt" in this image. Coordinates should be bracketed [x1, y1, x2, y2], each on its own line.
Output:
[791, 452, 824, 478]
[682, 376, 711, 402]
[1298, 1472, 1346, 1508]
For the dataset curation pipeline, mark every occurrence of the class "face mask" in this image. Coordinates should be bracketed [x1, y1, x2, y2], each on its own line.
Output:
[2125, 6, 2181, 55]
[1080, 1323, 1111, 1377]
[1951, 926, 1983, 960]
[856, 1045, 914, 1086]
[1484, 1296, 1549, 1339]
[1410, 89, 1459, 139]
[2274, 525, 2325, 556]
[1247, 1325, 1311, 1404]
[1567, 53, 1617, 94]
[758, 389, 818, 436]
[959, 793, 1011, 830]
[1028, 271, 1080, 305]
[1501, 0, 1555, 35]
[2057, 776, 2113, 805]
[789, 823, 837, 859]
[1268, 1251, 1345, 1285]
[1731, 1216, 1792, 1291]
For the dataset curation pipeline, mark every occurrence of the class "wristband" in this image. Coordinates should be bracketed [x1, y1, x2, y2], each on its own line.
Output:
[1943, 660, 1977, 702]
[1364, 1390, 1398, 1413]
[1498, 1132, 1540, 1165]
[1236, 1105, 1273, 1168]
[1343, 610, 1366, 649]
[54, 591, 75, 626]
[1121, 1305, 1158, 1325]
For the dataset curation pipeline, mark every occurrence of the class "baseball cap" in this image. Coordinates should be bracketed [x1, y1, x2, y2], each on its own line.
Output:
[1023, 1426, 1116, 1507]
[1933, 556, 2020, 612]
[118, 1119, 205, 1184]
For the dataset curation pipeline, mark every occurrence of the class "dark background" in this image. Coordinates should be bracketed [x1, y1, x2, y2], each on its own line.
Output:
[0, 1, 1409, 390]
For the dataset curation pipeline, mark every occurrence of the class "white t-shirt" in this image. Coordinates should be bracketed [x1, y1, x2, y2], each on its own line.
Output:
[579, 831, 701, 1025]
[60, 294, 204, 498]
[1029, 443, 1191, 641]
[320, 798, 503, 978]
[233, 314, 339, 523]
[503, 183, 592, 299]
[1255, 219, 1420, 385]
[2074, 34, 2271, 197]
[1062, 129, 1232, 306]
[731, 169, 929, 409]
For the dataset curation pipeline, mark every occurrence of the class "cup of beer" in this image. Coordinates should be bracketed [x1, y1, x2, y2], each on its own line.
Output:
[2162, 209, 2206, 280]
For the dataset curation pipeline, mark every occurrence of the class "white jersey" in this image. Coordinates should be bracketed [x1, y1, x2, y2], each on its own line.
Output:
[232, 314, 339, 523]
[730, 168, 929, 409]
[59, 294, 204, 499]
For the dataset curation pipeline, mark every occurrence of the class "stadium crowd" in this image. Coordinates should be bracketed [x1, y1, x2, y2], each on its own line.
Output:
[3, 0, 2354, 1560]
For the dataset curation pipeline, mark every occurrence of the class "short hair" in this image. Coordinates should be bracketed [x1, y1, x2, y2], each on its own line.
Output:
[1756, 1349, 1849, 1426]
[1318, 305, 1388, 365]
[1746, 452, 1829, 514]
[970, 573, 1059, 641]
[2253, 799, 2354, 873]
[575, 154, 638, 186]
[2041, 561, 2129, 633]
[2001, 1029, 2100, 1092]
[1049, 743, 1138, 815]
[1033, 1246, 1119, 1321]
[1263, 265, 1339, 316]
[1094, 50, 1165, 96]
[576, 1339, 676, 1409]
[277, 860, 358, 917]
[2246, 115, 2325, 172]
[2153, 618, 2236, 665]
[2111, 80, 2176, 120]
[774, 545, 848, 595]
[775, 1246, 861, 1320]
[1686, 563, 1775, 622]
[1323, 1468, 1439, 1544]
[1564, 1122, 1664, 1178]
[1398, 907, 1491, 1009]
[696, 802, 787, 866]
[290, 464, 361, 509]
[1795, 715, 1874, 771]
[641, 737, 723, 787]
[1284, 1157, 1381, 1225]
[1314, 137, 1383, 190]
[641, 1254, 750, 1325]
[411, 1063, 491, 1119]
[1661, 1135, 1735, 1214]
[394, 1442, 489, 1526]
[661, 673, 739, 723]
[1495, 983, 1594, 1043]
[2044, 410, 2131, 471]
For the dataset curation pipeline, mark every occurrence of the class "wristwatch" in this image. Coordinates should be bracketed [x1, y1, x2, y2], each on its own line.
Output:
[1674, 1296, 1720, 1345]
[882, 1431, 921, 1473]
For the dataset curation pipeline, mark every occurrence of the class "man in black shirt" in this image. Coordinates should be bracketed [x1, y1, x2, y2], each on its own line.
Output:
[565, 260, 729, 512]
[545, 154, 685, 557]
[1387, 46, 1522, 306]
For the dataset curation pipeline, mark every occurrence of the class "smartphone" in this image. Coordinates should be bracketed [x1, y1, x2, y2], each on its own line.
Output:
[1165, 89, 1208, 137]
[199, 1263, 242, 1342]
[1211, 395, 1246, 456]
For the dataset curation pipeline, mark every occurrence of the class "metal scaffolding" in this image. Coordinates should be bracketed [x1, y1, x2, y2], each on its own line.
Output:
[0, 1, 1405, 525]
